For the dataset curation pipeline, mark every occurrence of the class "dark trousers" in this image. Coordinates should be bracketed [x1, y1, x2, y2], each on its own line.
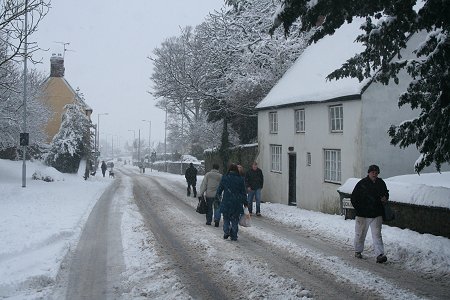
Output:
[187, 182, 197, 197]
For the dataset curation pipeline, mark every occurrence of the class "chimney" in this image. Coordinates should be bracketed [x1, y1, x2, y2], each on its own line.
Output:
[50, 53, 65, 77]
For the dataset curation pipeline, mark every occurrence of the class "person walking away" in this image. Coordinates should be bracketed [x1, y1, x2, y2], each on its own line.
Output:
[351, 164, 389, 263]
[101, 161, 107, 177]
[185, 163, 198, 197]
[199, 163, 222, 227]
[216, 164, 248, 241]
[245, 162, 264, 216]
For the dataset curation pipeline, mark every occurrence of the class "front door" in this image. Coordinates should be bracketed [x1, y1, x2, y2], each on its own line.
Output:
[288, 153, 297, 206]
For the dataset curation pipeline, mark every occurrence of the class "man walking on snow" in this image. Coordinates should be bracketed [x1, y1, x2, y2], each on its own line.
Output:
[199, 163, 222, 227]
[185, 163, 198, 197]
[245, 161, 264, 216]
[351, 164, 389, 263]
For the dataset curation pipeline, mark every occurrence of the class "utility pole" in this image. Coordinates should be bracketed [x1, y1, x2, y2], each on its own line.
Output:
[21, 0, 29, 188]
[138, 129, 141, 163]
[180, 99, 184, 175]
[164, 102, 168, 172]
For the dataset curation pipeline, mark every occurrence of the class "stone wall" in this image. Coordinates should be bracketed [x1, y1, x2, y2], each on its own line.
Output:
[204, 144, 259, 173]
[150, 161, 205, 175]
[339, 192, 450, 238]
[385, 202, 450, 238]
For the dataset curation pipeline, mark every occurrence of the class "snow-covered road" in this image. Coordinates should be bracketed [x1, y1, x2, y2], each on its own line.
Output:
[51, 167, 450, 299]
[1, 160, 449, 299]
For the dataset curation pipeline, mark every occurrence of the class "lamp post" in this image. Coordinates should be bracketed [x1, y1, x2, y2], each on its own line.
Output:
[96, 113, 108, 166]
[142, 119, 151, 154]
[21, 0, 29, 187]
[128, 129, 136, 163]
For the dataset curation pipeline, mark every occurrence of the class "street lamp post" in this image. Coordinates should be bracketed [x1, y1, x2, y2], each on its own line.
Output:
[128, 129, 136, 163]
[142, 119, 151, 154]
[96, 113, 108, 167]
[21, 0, 29, 188]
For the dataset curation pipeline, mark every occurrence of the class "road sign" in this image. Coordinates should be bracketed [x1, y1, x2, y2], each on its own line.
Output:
[20, 133, 29, 146]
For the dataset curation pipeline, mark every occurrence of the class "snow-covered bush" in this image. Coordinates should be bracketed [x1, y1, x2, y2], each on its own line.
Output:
[44, 103, 92, 173]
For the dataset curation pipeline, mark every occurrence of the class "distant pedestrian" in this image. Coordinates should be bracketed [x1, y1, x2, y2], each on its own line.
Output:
[245, 162, 264, 216]
[199, 163, 222, 227]
[351, 164, 389, 263]
[101, 161, 107, 177]
[185, 163, 198, 197]
[216, 164, 248, 241]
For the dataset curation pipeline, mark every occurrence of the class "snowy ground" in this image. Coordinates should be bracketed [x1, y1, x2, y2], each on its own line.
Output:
[0, 158, 449, 299]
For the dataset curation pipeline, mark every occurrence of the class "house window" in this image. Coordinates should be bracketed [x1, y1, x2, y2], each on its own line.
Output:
[329, 105, 343, 132]
[306, 152, 311, 166]
[269, 112, 278, 134]
[324, 149, 341, 183]
[295, 109, 305, 133]
[270, 144, 282, 172]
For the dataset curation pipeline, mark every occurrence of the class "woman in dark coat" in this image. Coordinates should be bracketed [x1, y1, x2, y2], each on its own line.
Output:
[216, 164, 248, 241]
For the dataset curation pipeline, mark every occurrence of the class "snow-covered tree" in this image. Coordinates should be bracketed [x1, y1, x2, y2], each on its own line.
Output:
[0, 0, 50, 66]
[45, 103, 92, 173]
[150, 0, 308, 156]
[273, 0, 450, 172]
[0, 40, 49, 157]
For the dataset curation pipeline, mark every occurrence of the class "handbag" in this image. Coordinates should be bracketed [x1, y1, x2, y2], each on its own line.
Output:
[382, 202, 395, 222]
[196, 196, 207, 214]
[239, 207, 252, 227]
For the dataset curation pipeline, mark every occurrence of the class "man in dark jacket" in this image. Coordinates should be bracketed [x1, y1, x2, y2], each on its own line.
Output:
[101, 161, 107, 177]
[351, 164, 389, 263]
[245, 162, 264, 216]
[185, 163, 198, 197]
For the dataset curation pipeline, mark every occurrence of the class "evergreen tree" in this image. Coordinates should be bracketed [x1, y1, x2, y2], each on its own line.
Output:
[272, 0, 450, 172]
[45, 103, 92, 173]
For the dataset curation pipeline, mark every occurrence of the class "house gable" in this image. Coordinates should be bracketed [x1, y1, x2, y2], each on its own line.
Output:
[41, 54, 92, 143]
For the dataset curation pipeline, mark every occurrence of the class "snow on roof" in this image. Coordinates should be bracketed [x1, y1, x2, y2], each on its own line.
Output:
[257, 18, 370, 109]
[338, 172, 450, 209]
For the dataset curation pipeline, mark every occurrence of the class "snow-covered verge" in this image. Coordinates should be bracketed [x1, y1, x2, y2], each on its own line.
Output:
[0, 159, 112, 299]
[0, 159, 449, 299]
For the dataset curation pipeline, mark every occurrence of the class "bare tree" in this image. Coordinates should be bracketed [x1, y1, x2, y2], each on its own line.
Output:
[0, 0, 50, 67]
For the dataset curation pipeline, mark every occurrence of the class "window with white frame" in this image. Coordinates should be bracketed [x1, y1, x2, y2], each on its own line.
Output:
[324, 149, 341, 183]
[269, 111, 278, 133]
[295, 109, 305, 133]
[329, 105, 343, 132]
[270, 144, 282, 172]
[306, 152, 311, 166]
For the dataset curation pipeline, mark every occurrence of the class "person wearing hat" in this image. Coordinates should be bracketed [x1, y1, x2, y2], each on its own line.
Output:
[351, 164, 389, 263]
[185, 163, 198, 197]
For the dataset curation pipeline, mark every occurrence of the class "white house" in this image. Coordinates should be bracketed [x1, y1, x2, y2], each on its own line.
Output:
[255, 19, 447, 214]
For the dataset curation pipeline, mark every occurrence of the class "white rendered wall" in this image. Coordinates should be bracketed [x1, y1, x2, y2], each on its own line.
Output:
[258, 99, 362, 213]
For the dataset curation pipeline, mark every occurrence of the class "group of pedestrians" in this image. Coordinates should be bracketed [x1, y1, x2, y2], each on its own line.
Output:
[187, 161, 390, 263]
[186, 161, 264, 241]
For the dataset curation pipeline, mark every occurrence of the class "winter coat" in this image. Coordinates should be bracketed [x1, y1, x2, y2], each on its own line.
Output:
[101, 162, 107, 171]
[245, 168, 264, 190]
[199, 169, 222, 198]
[216, 171, 247, 216]
[185, 165, 198, 184]
[351, 176, 389, 218]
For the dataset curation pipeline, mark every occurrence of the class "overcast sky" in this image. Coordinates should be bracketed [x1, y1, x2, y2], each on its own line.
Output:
[32, 0, 225, 152]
